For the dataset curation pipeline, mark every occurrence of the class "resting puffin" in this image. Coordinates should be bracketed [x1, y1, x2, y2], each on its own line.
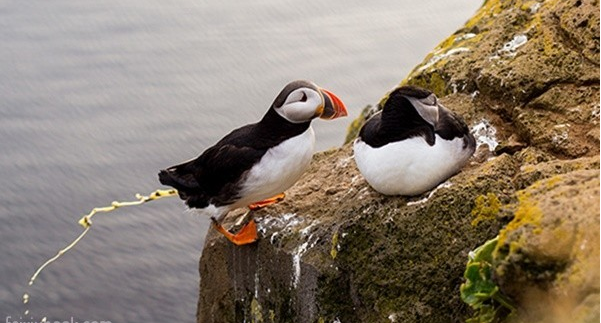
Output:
[159, 80, 347, 245]
[353, 85, 475, 196]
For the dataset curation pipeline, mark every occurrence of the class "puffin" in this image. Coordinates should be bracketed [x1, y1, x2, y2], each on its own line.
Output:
[159, 80, 347, 245]
[353, 85, 475, 196]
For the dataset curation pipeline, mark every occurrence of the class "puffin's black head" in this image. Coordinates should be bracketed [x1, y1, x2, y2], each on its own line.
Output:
[271, 80, 347, 123]
[383, 85, 440, 126]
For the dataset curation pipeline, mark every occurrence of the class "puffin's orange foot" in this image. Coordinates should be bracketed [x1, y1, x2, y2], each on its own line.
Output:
[211, 217, 258, 246]
[248, 193, 286, 211]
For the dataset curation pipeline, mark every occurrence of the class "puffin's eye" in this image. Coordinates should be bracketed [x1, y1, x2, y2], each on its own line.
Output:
[299, 92, 307, 102]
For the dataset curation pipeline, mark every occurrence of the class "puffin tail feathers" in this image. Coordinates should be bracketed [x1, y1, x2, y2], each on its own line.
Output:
[158, 167, 200, 191]
[159, 162, 212, 209]
[158, 169, 178, 188]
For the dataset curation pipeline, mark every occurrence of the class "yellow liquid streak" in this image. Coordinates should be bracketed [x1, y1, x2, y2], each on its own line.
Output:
[25, 189, 177, 315]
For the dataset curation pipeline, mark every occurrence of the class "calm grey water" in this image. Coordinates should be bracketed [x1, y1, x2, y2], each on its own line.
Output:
[0, 1, 479, 322]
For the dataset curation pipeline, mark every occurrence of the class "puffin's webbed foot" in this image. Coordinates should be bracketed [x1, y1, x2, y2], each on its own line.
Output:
[210, 192, 284, 246]
[211, 216, 258, 246]
[248, 193, 286, 210]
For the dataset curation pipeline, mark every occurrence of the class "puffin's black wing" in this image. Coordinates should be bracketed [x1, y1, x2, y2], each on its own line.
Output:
[435, 108, 475, 149]
[435, 108, 470, 140]
[159, 125, 266, 208]
[360, 85, 475, 149]
[358, 86, 436, 148]
[392, 86, 470, 142]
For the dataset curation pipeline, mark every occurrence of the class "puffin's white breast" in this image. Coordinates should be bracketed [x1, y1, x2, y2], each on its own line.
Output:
[237, 127, 315, 206]
[353, 135, 472, 196]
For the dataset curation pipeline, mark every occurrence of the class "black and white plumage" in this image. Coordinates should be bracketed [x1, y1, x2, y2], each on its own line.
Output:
[353, 85, 475, 196]
[159, 80, 346, 244]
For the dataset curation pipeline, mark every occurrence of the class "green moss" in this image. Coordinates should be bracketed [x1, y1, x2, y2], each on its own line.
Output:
[407, 72, 450, 97]
[438, 34, 458, 51]
[316, 266, 356, 322]
[251, 298, 264, 323]
[507, 192, 543, 230]
[330, 232, 339, 259]
[471, 193, 502, 226]
[496, 191, 543, 253]
[465, 0, 504, 29]
[319, 183, 510, 322]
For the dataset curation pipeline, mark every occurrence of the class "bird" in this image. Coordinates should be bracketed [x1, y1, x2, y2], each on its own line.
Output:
[353, 85, 475, 196]
[159, 80, 347, 245]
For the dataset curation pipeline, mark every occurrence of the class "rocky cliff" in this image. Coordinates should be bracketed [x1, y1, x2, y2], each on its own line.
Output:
[197, 0, 600, 322]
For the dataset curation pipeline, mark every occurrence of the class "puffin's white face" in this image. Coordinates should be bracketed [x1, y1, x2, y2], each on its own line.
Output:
[275, 87, 324, 124]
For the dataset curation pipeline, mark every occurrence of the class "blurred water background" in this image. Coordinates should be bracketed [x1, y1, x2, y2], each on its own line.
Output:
[0, 1, 480, 321]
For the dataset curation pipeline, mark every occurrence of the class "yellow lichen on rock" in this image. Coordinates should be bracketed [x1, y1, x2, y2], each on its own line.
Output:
[470, 193, 502, 227]
[505, 191, 542, 230]
[493, 169, 600, 323]
[464, 0, 504, 29]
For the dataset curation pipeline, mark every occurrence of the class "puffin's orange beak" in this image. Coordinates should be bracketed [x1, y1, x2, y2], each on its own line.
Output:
[319, 88, 348, 120]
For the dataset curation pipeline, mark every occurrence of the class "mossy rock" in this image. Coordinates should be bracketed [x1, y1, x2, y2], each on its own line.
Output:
[346, 0, 600, 159]
[197, 151, 599, 323]
[198, 145, 514, 323]
[197, 0, 600, 322]
[494, 168, 600, 323]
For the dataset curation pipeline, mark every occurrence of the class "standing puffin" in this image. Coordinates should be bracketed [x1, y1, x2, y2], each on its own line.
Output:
[353, 85, 475, 196]
[159, 80, 347, 245]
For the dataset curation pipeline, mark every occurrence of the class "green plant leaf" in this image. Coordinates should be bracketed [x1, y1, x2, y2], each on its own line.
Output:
[460, 236, 515, 323]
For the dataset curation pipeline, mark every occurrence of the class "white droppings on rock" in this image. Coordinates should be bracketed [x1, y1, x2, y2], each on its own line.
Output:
[451, 83, 459, 93]
[259, 213, 302, 232]
[471, 119, 499, 151]
[258, 212, 308, 244]
[552, 124, 570, 146]
[292, 234, 319, 289]
[455, 33, 477, 42]
[259, 211, 323, 291]
[498, 34, 528, 57]
[282, 212, 298, 222]
[292, 241, 308, 288]
[291, 223, 322, 289]
[254, 272, 260, 298]
[529, 2, 541, 14]
[299, 221, 318, 237]
[417, 47, 470, 72]
[591, 104, 600, 121]
[406, 182, 453, 206]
